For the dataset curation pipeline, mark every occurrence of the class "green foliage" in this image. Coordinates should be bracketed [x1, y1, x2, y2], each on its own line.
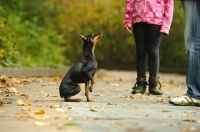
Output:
[0, 0, 65, 68]
[0, 0, 187, 72]
[59, 1, 186, 72]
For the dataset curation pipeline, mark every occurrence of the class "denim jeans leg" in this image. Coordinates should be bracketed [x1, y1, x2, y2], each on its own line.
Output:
[181, 0, 200, 99]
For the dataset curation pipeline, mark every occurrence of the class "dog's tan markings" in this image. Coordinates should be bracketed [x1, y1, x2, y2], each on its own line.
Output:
[79, 33, 87, 40]
[91, 32, 103, 45]
[77, 63, 83, 70]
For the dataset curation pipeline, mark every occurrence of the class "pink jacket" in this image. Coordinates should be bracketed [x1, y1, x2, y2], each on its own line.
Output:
[124, 0, 174, 35]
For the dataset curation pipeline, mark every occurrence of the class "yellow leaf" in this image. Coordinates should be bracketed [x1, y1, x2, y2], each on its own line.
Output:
[7, 87, 18, 93]
[34, 121, 50, 126]
[96, 94, 103, 96]
[162, 83, 170, 87]
[17, 99, 32, 106]
[50, 105, 60, 108]
[135, 106, 141, 108]
[35, 109, 45, 115]
[111, 84, 120, 87]
[90, 107, 104, 112]
[56, 108, 65, 113]
[90, 103, 107, 112]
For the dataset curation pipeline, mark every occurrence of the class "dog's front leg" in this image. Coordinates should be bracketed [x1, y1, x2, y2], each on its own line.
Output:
[89, 81, 94, 92]
[85, 81, 92, 102]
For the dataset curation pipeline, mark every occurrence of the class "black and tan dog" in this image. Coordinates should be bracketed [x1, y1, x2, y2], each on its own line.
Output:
[59, 32, 103, 102]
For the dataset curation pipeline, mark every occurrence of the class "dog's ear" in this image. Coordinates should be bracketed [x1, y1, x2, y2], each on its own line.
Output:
[79, 33, 87, 41]
[94, 32, 103, 41]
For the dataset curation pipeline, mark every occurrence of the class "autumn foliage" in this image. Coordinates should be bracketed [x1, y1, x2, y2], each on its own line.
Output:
[0, 0, 186, 73]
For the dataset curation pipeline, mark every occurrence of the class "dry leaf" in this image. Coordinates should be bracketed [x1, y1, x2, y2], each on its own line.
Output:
[111, 84, 120, 87]
[0, 102, 3, 107]
[162, 123, 173, 126]
[63, 115, 72, 120]
[34, 121, 50, 126]
[0, 110, 6, 113]
[181, 119, 200, 123]
[50, 105, 60, 108]
[17, 99, 32, 106]
[56, 108, 65, 113]
[179, 114, 190, 116]
[0, 96, 6, 100]
[7, 87, 18, 93]
[80, 84, 85, 88]
[90, 107, 105, 112]
[90, 103, 107, 112]
[162, 83, 170, 87]
[109, 121, 130, 126]
[95, 94, 103, 96]
[39, 90, 48, 96]
[21, 108, 31, 111]
[35, 109, 45, 115]
[135, 106, 141, 108]
[161, 110, 171, 112]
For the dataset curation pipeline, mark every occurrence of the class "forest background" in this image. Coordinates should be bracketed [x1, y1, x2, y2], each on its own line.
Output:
[0, 0, 186, 73]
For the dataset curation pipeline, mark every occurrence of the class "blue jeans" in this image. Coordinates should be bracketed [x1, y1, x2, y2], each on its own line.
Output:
[182, 0, 200, 99]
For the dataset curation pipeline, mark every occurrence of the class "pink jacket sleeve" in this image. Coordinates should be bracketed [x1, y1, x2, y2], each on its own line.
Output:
[160, 0, 174, 35]
[124, 0, 133, 27]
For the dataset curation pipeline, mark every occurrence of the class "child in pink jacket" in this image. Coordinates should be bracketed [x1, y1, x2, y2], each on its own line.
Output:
[124, 0, 173, 95]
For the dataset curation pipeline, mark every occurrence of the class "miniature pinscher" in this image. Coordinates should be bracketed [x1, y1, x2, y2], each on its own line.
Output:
[59, 32, 103, 102]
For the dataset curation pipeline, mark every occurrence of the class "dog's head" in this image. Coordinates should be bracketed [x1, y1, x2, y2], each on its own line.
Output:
[79, 32, 103, 49]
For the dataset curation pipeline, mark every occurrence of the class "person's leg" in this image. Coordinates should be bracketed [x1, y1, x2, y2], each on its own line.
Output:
[133, 22, 147, 78]
[146, 24, 162, 77]
[146, 24, 162, 95]
[169, 0, 200, 106]
[182, 0, 200, 100]
[132, 22, 147, 94]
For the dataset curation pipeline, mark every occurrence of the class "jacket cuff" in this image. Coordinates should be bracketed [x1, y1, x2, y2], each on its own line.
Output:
[160, 27, 169, 35]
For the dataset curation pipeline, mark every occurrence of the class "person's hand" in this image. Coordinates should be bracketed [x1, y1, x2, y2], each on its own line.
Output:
[125, 26, 132, 33]
[160, 32, 168, 35]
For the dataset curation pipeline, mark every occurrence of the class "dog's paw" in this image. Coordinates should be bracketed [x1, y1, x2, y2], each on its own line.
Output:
[65, 98, 82, 102]
[87, 99, 93, 102]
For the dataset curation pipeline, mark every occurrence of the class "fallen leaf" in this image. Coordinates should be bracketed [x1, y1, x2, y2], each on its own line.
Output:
[111, 84, 120, 87]
[0, 110, 6, 113]
[179, 114, 190, 116]
[35, 109, 45, 115]
[162, 123, 173, 126]
[0, 102, 3, 107]
[0, 96, 6, 100]
[56, 108, 65, 113]
[50, 105, 60, 108]
[90, 103, 107, 112]
[21, 108, 31, 111]
[7, 87, 18, 93]
[34, 121, 50, 126]
[181, 119, 200, 123]
[162, 83, 170, 87]
[109, 121, 131, 126]
[39, 90, 48, 96]
[95, 94, 104, 96]
[17, 99, 32, 106]
[161, 110, 171, 112]
[48, 95, 58, 97]
[135, 106, 141, 108]
[80, 84, 85, 88]
[63, 115, 72, 120]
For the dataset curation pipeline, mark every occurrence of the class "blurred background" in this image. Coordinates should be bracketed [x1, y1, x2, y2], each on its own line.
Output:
[0, 0, 186, 73]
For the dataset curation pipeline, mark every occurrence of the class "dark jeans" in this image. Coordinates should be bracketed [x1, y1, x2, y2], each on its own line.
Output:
[132, 22, 162, 78]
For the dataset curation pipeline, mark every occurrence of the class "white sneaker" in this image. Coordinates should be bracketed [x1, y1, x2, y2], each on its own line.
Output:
[169, 96, 200, 106]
